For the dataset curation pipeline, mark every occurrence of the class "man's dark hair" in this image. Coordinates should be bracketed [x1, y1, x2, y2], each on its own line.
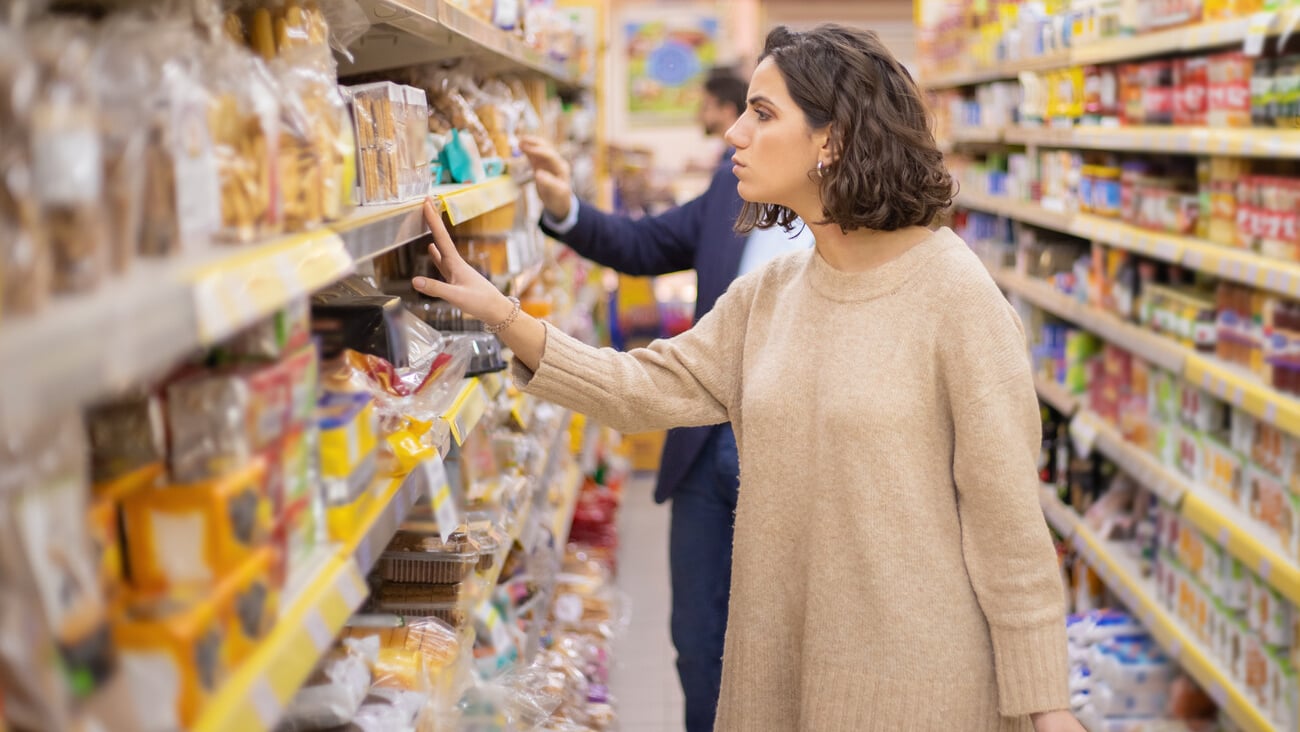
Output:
[703, 71, 748, 118]
[736, 24, 955, 233]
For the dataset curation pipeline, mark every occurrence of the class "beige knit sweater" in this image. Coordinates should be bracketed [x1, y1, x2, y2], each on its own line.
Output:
[514, 227, 1070, 731]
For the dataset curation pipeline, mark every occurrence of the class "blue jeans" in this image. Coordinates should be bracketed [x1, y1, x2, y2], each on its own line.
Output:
[669, 426, 739, 732]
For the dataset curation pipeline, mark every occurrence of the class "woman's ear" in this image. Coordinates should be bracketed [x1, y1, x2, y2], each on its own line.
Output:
[812, 125, 835, 166]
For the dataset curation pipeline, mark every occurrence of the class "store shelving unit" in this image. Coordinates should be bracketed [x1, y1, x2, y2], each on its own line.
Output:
[923, 9, 1300, 91]
[994, 268, 1300, 443]
[1033, 375, 1080, 416]
[1035, 490, 1275, 731]
[958, 191, 1300, 300]
[993, 270, 1187, 373]
[955, 190, 1075, 235]
[344, 0, 582, 89]
[191, 372, 499, 732]
[1068, 410, 1188, 506]
[1038, 485, 1081, 538]
[0, 177, 522, 434]
[950, 124, 1300, 159]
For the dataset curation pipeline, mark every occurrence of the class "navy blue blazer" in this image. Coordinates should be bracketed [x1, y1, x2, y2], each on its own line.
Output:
[540, 155, 745, 503]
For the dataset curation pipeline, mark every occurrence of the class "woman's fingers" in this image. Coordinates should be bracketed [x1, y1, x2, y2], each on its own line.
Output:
[411, 275, 450, 300]
[422, 197, 460, 266]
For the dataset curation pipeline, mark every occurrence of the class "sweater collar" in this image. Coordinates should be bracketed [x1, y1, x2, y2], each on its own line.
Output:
[805, 227, 959, 303]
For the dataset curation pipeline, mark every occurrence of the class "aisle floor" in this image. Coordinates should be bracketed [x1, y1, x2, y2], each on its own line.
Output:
[610, 474, 686, 731]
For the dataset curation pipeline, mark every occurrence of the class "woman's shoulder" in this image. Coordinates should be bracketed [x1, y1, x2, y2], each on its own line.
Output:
[731, 246, 814, 295]
[924, 228, 1007, 306]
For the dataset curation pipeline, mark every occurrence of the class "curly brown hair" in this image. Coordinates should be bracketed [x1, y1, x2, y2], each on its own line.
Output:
[736, 24, 954, 234]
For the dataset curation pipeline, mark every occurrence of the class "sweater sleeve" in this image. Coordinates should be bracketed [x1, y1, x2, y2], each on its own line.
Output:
[948, 294, 1071, 717]
[509, 271, 753, 434]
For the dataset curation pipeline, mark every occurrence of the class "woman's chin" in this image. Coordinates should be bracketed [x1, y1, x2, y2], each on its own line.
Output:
[735, 184, 767, 204]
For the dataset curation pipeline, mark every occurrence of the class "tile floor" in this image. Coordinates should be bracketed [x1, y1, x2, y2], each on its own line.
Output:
[609, 474, 686, 731]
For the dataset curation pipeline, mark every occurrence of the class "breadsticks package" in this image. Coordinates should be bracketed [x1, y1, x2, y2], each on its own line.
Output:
[28, 20, 108, 295]
[203, 40, 282, 243]
[0, 27, 50, 318]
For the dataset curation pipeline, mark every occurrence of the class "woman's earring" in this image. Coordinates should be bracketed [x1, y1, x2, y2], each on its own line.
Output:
[817, 160, 825, 178]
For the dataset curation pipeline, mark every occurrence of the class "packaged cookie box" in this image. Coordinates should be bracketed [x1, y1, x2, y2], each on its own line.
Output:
[120, 459, 271, 594]
[364, 590, 470, 629]
[366, 583, 470, 630]
[347, 81, 408, 205]
[377, 528, 481, 584]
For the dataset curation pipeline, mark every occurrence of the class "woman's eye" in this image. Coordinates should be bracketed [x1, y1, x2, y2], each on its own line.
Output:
[754, 109, 770, 121]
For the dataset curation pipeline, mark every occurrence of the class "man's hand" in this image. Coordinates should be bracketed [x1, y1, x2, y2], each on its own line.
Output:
[1031, 710, 1086, 732]
[519, 135, 574, 220]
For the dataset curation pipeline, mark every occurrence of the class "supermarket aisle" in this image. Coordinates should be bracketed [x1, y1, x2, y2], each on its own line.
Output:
[611, 474, 685, 731]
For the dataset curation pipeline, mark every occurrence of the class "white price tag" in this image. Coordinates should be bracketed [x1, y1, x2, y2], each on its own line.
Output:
[1280, 8, 1300, 51]
[304, 608, 332, 651]
[555, 593, 584, 624]
[476, 603, 514, 652]
[1245, 12, 1278, 56]
[250, 678, 281, 727]
[1070, 416, 1100, 458]
[1207, 682, 1227, 706]
[423, 457, 461, 543]
[339, 568, 367, 608]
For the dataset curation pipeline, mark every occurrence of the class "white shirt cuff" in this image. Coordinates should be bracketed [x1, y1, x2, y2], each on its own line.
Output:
[541, 193, 581, 234]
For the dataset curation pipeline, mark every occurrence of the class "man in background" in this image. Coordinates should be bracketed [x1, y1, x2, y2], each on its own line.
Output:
[519, 69, 811, 732]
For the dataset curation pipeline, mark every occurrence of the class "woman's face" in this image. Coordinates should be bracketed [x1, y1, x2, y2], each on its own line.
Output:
[724, 57, 826, 212]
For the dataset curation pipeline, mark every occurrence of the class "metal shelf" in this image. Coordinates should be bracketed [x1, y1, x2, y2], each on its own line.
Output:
[1033, 375, 1079, 416]
[1072, 527, 1276, 732]
[924, 11, 1300, 90]
[0, 178, 525, 435]
[343, 0, 581, 90]
[993, 270, 1188, 373]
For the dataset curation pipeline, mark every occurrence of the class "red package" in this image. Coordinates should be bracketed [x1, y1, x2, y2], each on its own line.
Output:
[1142, 60, 1175, 125]
[1208, 52, 1251, 127]
[1175, 56, 1208, 126]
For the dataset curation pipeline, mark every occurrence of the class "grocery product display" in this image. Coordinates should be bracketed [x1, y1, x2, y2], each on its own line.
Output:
[928, 1, 1300, 729]
[0, 1, 619, 731]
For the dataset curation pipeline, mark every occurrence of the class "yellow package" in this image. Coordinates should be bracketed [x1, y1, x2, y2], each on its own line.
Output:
[122, 460, 270, 593]
[113, 591, 228, 728]
[319, 392, 378, 497]
[89, 463, 163, 597]
[220, 548, 280, 667]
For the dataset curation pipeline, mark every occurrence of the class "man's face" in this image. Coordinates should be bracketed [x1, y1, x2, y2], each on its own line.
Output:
[698, 92, 733, 137]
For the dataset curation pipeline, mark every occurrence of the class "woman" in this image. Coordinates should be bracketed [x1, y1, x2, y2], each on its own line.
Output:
[415, 24, 1082, 732]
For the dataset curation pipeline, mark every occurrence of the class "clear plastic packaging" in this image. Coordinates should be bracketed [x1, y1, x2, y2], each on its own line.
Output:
[0, 22, 50, 319]
[0, 415, 112, 732]
[379, 529, 481, 584]
[276, 637, 377, 731]
[269, 56, 326, 231]
[85, 392, 166, 485]
[452, 331, 508, 376]
[88, 28, 148, 276]
[348, 81, 405, 204]
[29, 22, 108, 295]
[165, 371, 254, 483]
[204, 41, 282, 243]
[403, 85, 431, 199]
[418, 71, 496, 159]
[131, 22, 223, 258]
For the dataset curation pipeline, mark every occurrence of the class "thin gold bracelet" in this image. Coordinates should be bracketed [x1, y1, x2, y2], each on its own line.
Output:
[485, 296, 521, 335]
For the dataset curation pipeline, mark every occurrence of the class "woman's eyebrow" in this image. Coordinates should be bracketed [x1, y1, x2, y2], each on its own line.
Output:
[747, 95, 775, 108]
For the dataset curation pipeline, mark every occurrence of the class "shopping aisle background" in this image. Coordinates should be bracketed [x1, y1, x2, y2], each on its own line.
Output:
[610, 474, 685, 731]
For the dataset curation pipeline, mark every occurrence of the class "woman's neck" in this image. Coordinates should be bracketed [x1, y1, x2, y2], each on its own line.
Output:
[807, 220, 934, 273]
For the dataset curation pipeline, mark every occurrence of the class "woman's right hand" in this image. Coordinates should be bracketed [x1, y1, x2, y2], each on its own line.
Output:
[413, 196, 549, 372]
[411, 197, 516, 326]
